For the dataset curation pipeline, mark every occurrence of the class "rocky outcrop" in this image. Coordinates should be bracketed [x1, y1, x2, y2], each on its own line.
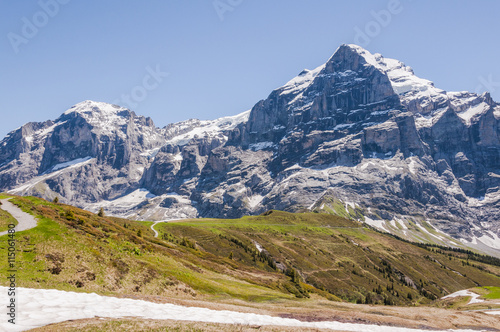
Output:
[1, 45, 499, 257]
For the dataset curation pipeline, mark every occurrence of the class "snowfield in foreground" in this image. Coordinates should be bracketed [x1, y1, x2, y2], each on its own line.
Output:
[0, 287, 493, 332]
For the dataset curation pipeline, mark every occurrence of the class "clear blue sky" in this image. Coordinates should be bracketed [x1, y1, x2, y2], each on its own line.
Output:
[1, 0, 499, 138]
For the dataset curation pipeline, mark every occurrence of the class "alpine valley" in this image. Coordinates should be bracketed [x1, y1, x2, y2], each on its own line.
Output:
[1, 44, 500, 258]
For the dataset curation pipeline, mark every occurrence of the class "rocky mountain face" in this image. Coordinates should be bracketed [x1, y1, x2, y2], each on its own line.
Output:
[1, 45, 499, 257]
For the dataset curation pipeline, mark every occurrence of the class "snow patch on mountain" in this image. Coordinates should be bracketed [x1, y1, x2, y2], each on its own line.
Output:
[64, 100, 130, 137]
[249, 141, 275, 151]
[247, 194, 264, 209]
[281, 64, 326, 103]
[364, 216, 390, 233]
[164, 110, 250, 146]
[140, 147, 161, 159]
[23, 121, 69, 144]
[50, 157, 93, 172]
[415, 222, 447, 242]
[457, 101, 489, 124]
[474, 231, 500, 250]
[10, 157, 96, 195]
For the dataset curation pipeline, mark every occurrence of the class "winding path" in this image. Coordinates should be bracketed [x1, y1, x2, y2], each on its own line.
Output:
[151, 219, 186, 237]
[0, 198, 38, 236]
[150, 221, 161, 237]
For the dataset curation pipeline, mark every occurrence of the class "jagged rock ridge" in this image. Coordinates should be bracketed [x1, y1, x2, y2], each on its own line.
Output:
[1, 45, 499, 257]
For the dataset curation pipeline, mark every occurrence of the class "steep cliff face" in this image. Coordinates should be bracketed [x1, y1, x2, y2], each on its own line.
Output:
[0, 101, 165, 203]
[1, 45, 499, 257]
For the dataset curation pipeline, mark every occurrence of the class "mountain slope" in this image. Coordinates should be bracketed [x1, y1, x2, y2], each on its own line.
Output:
[1, 45, 499, 256]
[1, 194, 499, 308]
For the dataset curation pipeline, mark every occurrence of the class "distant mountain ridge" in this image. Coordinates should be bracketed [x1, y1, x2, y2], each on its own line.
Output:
[1, 44, 499, 257]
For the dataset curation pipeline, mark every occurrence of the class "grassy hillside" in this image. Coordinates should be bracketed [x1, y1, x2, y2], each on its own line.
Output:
[1, 194, 499, 308]
[0, 199, 18, 232]
[157, 210, 500, 305]
[0, 195, 297, 302]
[0, 208, 17, 232]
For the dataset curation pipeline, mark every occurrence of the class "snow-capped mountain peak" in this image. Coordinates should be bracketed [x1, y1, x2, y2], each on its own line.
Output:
[62, 100, 131, 119]
[61, 100, 131, 136]
[1, 44, 499, 258]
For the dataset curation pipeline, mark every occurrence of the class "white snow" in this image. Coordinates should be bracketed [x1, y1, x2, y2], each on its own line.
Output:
[426, 222, 453, 239]
[415, 222, 446, 242]
[248, 194, 264, 209]
[51, 157, 93, 172]
[485, 311, 500, 315]
[380, 57, 444, 100]
[64, 101, 129, 138]
[392, 217, 407, 230]
[344, 201, 356, 213]
[20, 120, 69, 144]
[0, 286, 484, 332]
[253, 240, 264, 253]
[340, 45, 445, 104]
[413, 108, 448, 128]
[283, 163, 303, 172]
[388, 218, 397, 229]
[39, 121, 68, 138]
[140, 147, 161, 159]
[359, 161, 375, 171]
[467, 189, 499, 207]
[281, 64, 326, 97]
[457, 102, 489, 124]
[334, 123, 355, 130]
[164, 110, 250, 147]
[442, 290, 484, 305]
[364, 216, 390, 233]
[477, 231, 500, 250]
[97, 189, 156, 210]
[408, 158, 420, 175]
[460, 231, 500, 251]
[249, 141, 275, 151]
[10, 157, 96, 195]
